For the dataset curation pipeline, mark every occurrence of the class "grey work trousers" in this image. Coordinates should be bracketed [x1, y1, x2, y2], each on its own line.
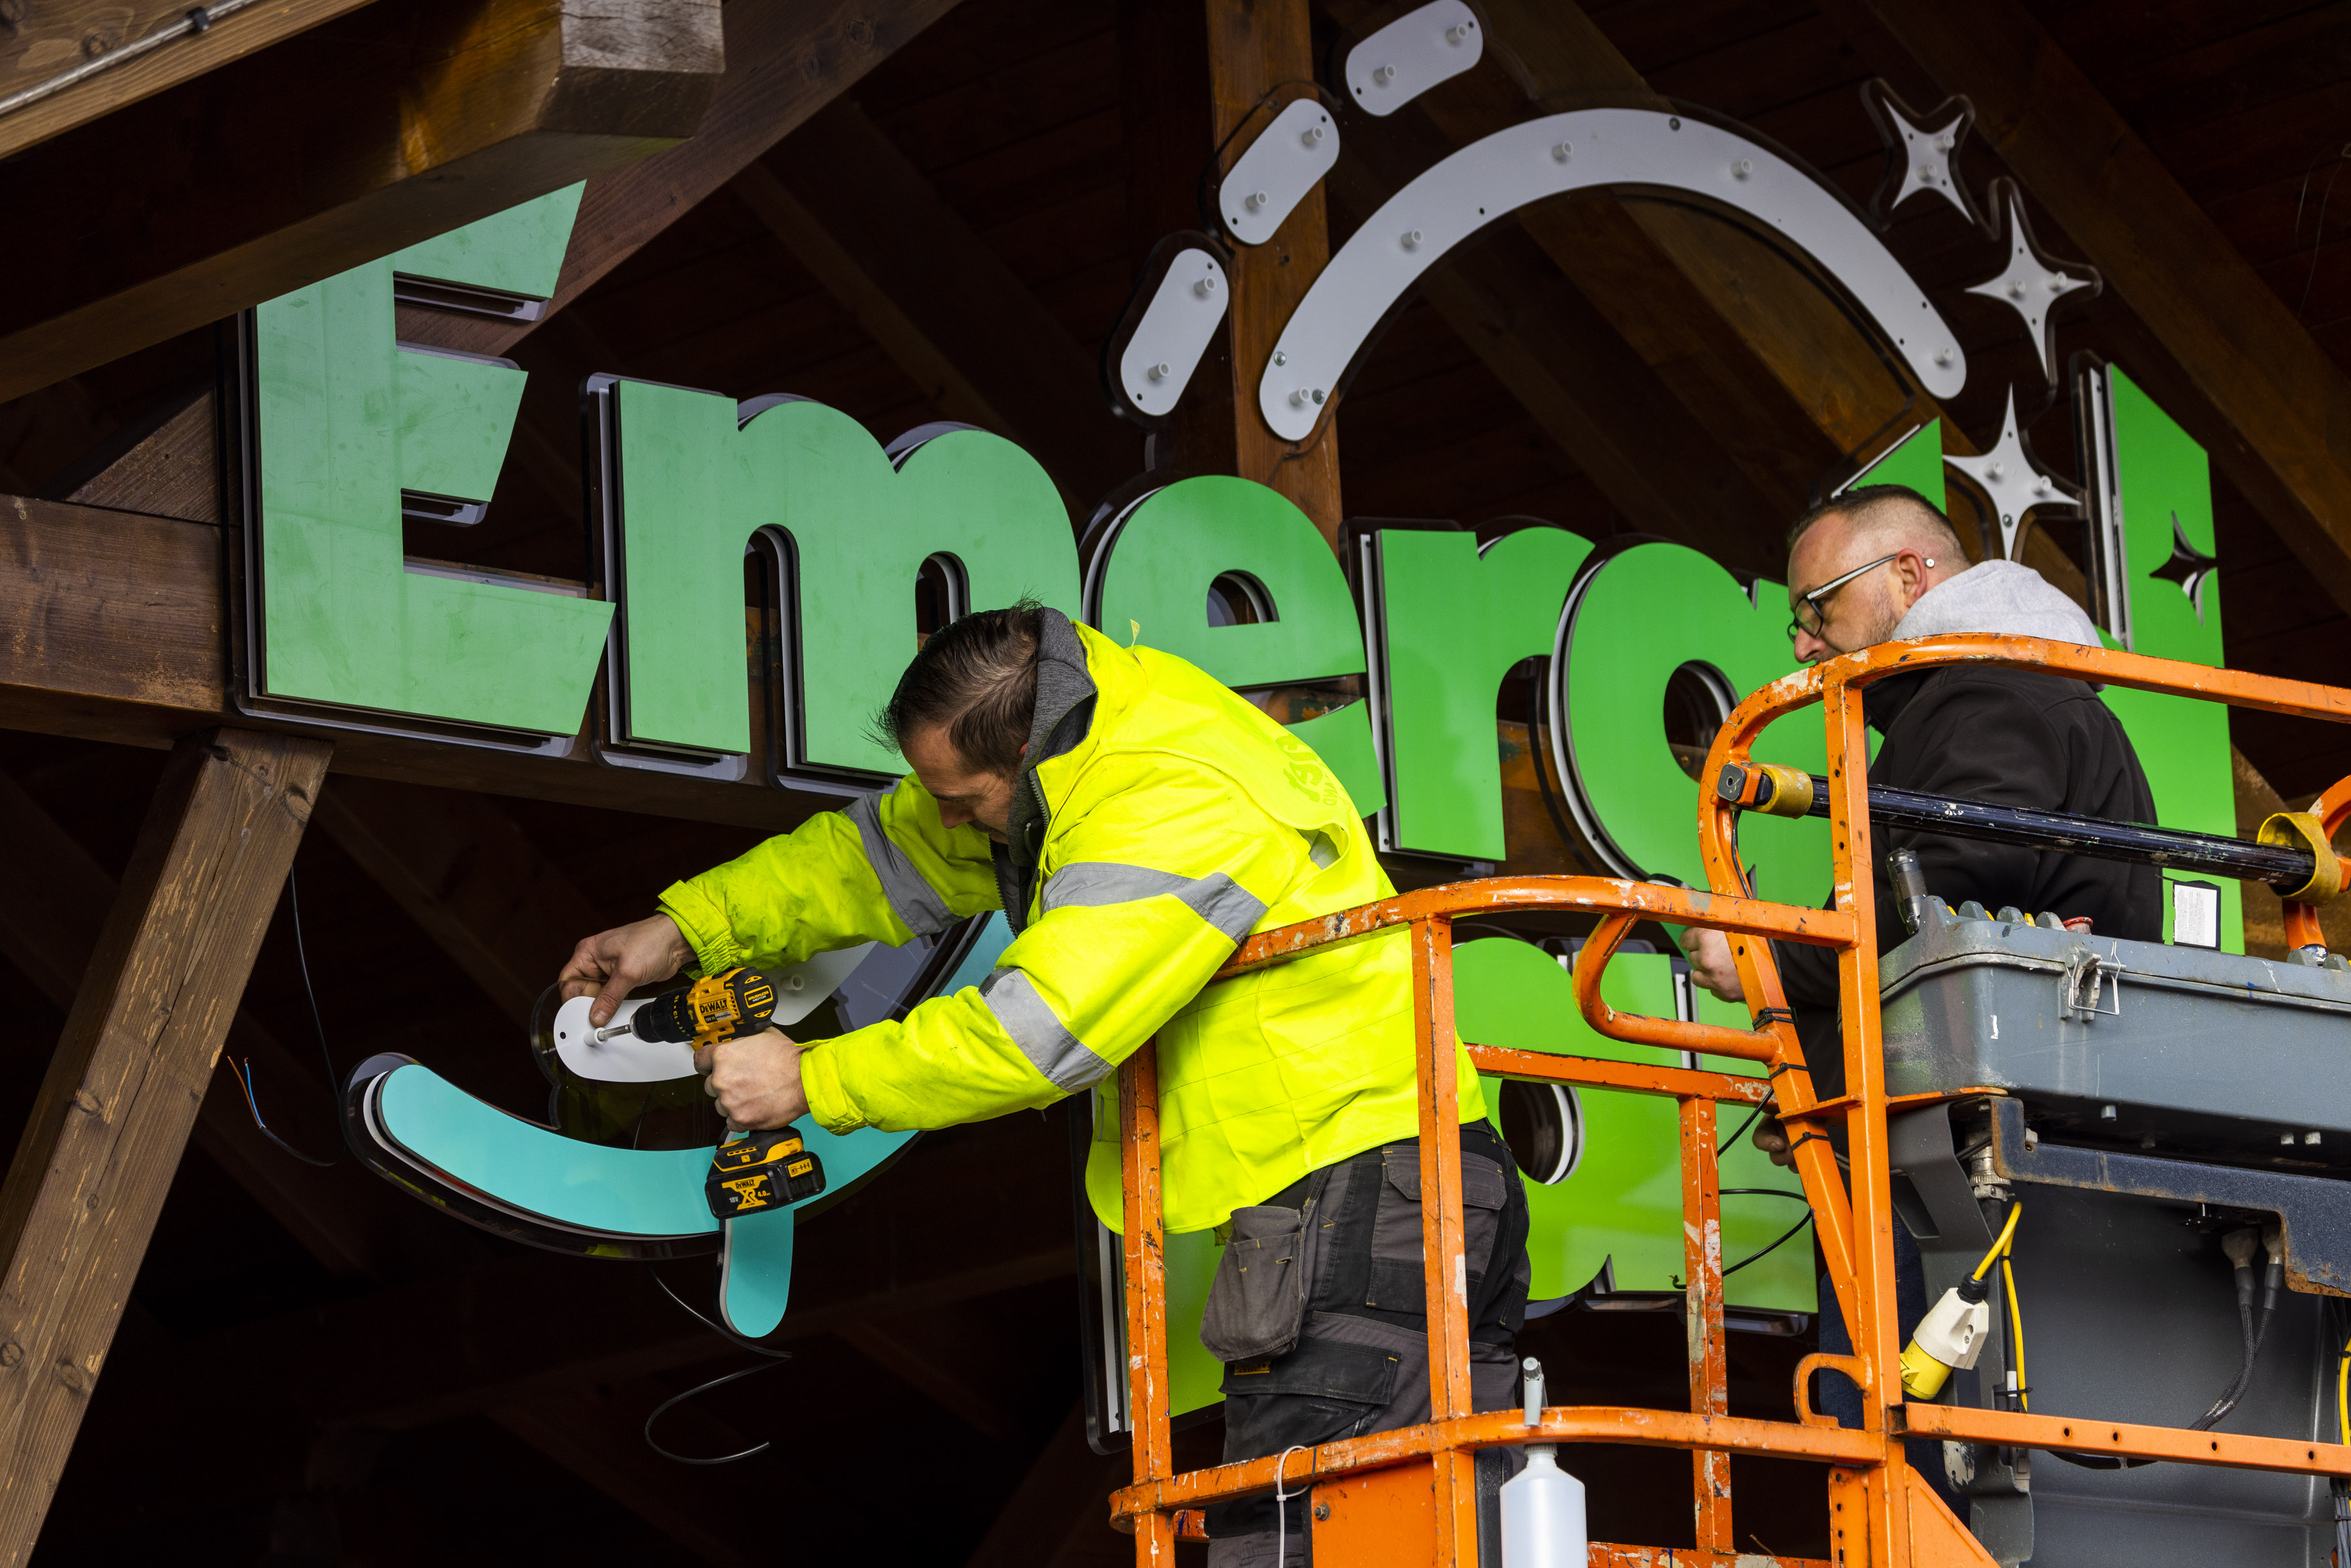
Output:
[1203, 1121, 1532, 1567]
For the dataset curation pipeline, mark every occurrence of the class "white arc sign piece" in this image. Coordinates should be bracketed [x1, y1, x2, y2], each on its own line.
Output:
[1256, 108, 1967, 442]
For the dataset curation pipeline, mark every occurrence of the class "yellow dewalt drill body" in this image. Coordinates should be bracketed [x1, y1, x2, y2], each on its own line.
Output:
[616, 967, 829, 1221]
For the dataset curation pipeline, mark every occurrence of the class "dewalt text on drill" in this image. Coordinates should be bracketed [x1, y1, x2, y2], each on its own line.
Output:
[603, 967, 829, 1221]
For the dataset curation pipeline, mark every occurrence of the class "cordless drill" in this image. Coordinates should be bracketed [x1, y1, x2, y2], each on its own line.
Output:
[602, 967, 829, 1221]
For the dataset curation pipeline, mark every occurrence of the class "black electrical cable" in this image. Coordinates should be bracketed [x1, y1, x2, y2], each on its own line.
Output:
[639, 1266, 795, 1465]
[229, 866, 343, 1166]
[1718, 1098, 1774, 1156]
[644, 1361, 782, 1465]
[1720, 1210, 1815, 1279]
[2048, 1233, 2279, 1471]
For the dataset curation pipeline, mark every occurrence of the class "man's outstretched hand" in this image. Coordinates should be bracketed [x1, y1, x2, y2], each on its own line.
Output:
[697, 1030, 808, 1130]
[560, 913, 696, 1027]
[1684, 925, 1747, 1004]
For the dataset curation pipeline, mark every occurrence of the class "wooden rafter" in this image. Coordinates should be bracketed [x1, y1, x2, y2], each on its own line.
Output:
[398, 0, 972, 362]
[0, 764, 415, 1283]
[1119, 0, 1343, 539]
[0, 728, 331, 1561]
[0, 0, 727, 406]
[1827, 0, 2351, 618]
[735, 99, 1140, 511]
[0, 495, 824, 829]
[0, 0, 376, 163]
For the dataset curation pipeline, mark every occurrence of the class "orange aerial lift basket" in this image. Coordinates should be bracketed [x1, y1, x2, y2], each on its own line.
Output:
[1106, 633, 2351, 1567]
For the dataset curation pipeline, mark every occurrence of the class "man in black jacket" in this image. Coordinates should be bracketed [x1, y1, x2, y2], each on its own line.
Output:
[1682, 486, 2161, 1501]
[1686, 483, 2160, 1029]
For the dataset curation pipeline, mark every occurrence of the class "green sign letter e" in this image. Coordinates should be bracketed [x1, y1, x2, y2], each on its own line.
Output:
[606, 386, 1081, 772]
[251, 188, 611, 735]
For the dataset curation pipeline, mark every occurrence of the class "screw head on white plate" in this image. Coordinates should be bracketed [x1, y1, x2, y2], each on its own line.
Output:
[1272, 349, 1287, 366]
[1312, 388, 1326, 405]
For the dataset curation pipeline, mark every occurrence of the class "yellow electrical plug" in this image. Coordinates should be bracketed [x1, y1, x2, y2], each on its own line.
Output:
[1902, 1204, 2022, 1400]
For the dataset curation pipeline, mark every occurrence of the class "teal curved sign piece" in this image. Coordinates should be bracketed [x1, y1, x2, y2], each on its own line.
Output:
[722, 1208, 797, 1337]
[1093, 475, 1383, 812]
[1559, 541, 1830, 908]
[252, 246, 612, 735]
[1374, 525, 1595, 861]
[376, 1064, 916, 1238]
[608, 385, 1084, 769]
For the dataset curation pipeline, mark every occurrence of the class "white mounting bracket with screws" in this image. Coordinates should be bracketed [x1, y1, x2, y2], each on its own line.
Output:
[1117, 248, 1230, 419]
[1217, 97, 1339, 247]
[1341, 0, 1483, 117]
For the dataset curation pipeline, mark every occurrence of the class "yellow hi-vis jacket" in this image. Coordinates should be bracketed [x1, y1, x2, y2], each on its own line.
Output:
[656, 611, 1486, 1234]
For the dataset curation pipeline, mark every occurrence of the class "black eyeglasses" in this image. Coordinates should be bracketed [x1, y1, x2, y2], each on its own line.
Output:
[1787, 552, 1903, 643]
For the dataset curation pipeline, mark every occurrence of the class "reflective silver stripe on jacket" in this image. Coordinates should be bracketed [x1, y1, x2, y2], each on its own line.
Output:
[1040, 862, 1267, 944]
[844, 785, 957, 936]
[980, 967, 1112, 1092]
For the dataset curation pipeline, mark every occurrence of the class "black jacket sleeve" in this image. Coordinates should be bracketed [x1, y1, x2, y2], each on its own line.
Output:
[1772, 670, 2082, 1015]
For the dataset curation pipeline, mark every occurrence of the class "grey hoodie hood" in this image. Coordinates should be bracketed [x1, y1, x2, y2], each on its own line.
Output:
[1890, 560, 2103, 647]
[994, 607, 1096, 933]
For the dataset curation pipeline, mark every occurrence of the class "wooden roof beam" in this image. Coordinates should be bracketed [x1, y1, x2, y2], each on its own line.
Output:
[0, 0, 726, 405]
[400, 0, 972, 362]
[0, 729, 330, 1557]
[733, 99, 1141, 513]
[0, 763, 423, 1283]
[0, 0, 379, 163]
[1819, 0, 2351, 618]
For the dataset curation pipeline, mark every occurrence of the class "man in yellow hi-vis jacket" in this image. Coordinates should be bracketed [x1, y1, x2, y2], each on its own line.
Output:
[560, 603, 1528, 1564]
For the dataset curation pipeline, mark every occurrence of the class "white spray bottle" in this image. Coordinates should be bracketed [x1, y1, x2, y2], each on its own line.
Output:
[1500, 1355, 1586, 1567]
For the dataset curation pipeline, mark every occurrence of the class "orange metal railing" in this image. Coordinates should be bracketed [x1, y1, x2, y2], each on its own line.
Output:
[1108, 634, 2351, 1567]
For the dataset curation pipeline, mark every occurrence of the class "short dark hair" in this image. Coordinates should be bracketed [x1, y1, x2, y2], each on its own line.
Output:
[1785, 483, 1965, 560]
[875, 598, 1044, 775]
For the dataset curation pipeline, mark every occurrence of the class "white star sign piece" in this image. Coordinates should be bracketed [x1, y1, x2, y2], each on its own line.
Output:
[1967, 178, 2102, 382]
[1945, 387, 2082, 561]
[1861, 81, 1986, 231]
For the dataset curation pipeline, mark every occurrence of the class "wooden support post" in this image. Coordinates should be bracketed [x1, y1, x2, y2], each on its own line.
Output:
[1118, 0, 1342, 543]
[0, 728, 330, 1561]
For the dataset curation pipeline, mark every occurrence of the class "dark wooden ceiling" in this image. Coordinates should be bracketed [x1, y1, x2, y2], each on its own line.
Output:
[5, 0, 2351, 1560]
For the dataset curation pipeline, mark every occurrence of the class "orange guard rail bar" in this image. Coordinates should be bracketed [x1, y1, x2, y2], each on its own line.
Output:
[1107, 635, 2351, 1567]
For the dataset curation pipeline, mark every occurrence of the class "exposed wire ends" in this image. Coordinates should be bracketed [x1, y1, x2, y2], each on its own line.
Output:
[643, 1362, 780, 1465]
[228, 1059, 336, 1168]
[233, 867, 344, 1166]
